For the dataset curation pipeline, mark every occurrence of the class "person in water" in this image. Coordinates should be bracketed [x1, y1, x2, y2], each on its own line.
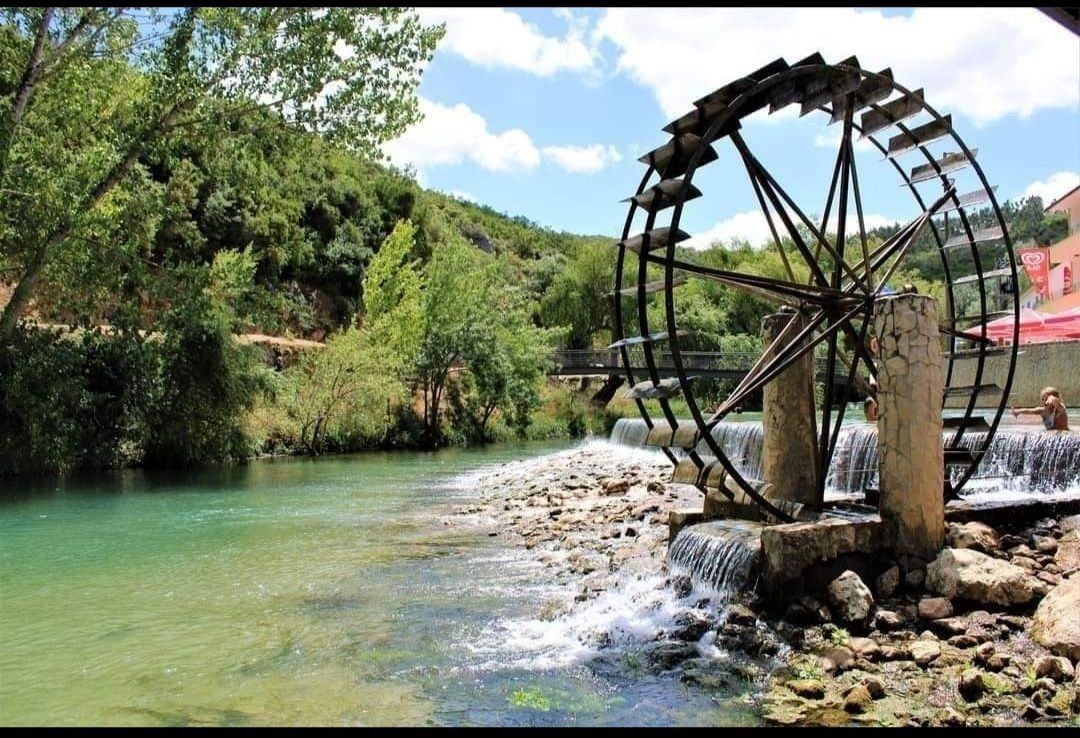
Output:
[1012, 386, 1069, 431]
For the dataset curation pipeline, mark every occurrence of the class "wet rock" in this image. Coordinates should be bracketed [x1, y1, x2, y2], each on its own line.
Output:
[918, 597, 953, 621]
[726, 603, 757, 626]
[1034, 655, 1075, 683]
[910, 640, 941, 667]
[1031, 574, 1080, 661]
[843, 684, 873, 713]
[947, 521, 1000, 553]
[671, 611, 713, 642]
[929, 617, 968, 637]
[569, 551, 608, 575]
[876, 565, 900, 599]
[959, 669, 986, 701]
[827, 570, 875, 625]
[647, 641, 698, 671]
[925, 548, 1036, 607]
[948, 635, 979, 649]
[680, 668, 736, 690]
[787, 678, 825, 699]
[669, 574, 693, 598]
[646, 480, 665, 493]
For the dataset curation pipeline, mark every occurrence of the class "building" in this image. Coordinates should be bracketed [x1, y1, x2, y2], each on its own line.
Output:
[1018, 184, 1080, 313]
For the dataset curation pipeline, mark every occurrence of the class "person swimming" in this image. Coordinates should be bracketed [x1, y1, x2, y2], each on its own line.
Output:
[1012, 386, 1069, 431]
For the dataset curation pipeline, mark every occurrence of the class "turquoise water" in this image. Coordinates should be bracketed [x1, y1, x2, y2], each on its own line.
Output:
[0, 442, 755, 727]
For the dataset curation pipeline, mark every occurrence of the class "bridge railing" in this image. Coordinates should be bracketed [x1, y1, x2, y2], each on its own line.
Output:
[549, 349, 849, 376]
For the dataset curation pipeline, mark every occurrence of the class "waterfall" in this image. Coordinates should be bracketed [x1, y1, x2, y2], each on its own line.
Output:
[610, 417, 1080, 496]
[667, 521, 761, 596]
[609, 417, 651, 448]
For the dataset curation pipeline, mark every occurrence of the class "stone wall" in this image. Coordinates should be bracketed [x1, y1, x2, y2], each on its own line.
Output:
[946, 340, 1080, 409]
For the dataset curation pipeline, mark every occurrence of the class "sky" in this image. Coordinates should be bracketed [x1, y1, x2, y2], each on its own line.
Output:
[382, 7, 1080, 246]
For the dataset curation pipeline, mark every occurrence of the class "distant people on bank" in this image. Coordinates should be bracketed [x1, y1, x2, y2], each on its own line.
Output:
[1012, 387, 1069, 431]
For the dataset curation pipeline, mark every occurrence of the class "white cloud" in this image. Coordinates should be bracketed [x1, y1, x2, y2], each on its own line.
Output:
[813, 128, 875, 153]
[383, 98, 541, 173]
[541, 144, 623, 173]
[419, 8, 597, 76]
[594, 8, 1078, 127]
[1022, 171, 1080, 205]
[687, 209, 896, 249]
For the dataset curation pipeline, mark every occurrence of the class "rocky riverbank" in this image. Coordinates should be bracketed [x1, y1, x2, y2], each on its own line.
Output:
[447, 440, 1080, 727]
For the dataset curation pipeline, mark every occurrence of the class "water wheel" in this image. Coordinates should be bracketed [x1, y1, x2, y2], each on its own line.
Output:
[611, 53, 1021, 522]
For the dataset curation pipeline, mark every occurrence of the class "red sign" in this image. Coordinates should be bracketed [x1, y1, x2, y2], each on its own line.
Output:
[1019, 248, 1051, 298]
[1065, 264, 1073, 295]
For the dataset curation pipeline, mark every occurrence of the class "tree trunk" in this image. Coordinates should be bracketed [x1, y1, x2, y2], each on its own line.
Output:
[0, 147, 141, 342]
[0, 8, 54, 186]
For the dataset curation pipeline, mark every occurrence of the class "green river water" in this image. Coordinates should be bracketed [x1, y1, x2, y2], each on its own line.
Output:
[0, 441, 756, 727]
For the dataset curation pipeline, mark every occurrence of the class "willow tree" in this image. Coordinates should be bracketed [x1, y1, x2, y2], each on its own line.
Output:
[0, 7, 442, 341]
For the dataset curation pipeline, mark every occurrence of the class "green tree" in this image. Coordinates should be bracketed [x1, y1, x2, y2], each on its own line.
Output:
[539, 239, 615, 349]
[0, 7, 443, 342]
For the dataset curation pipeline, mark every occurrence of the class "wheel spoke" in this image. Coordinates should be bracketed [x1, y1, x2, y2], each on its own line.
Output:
[650, 255, 863, 309]
[742, 152, 799, 284]
[873, 186, 956, 293]
[733, 132, 871, 294]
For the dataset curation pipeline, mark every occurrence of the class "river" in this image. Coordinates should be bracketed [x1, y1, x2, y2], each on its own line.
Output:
[0, 440, 756, 727]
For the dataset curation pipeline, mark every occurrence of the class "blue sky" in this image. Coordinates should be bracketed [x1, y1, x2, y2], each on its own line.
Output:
[383, 8, 1079, 245]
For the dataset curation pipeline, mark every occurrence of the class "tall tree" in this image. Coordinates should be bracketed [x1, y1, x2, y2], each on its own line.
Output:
[0, 7, 442, 341]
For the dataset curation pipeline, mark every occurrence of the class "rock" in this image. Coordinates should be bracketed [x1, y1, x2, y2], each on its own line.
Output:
[843, 684, 873, 713]
[959, 668, 986, 701]
[827, 570, 875, 624]
[647, 641, 698, 671]
[569, 551, 608, 575]
[646, 480, 665, 493]
[600, 478, 630, 496]
[981, 672, 1019, 696]
[874, 609, 905, 631]
[999, 533, 1025, 549]
[822, 645, 855, 673]
[849, 637, 880, 661]
[948, 635, 979, 649]
[986, 654, 1010, 671]
[1055, 527, 1080, 573]
[905, 569, 925, 589]
[998, 614, 1028, 631]
[861, 675, 886, 700]
[1011, 556, 1039, 571]
[947, 521, 1000, 553]
[974, 642, 995, 666]
[938, 706, 966, 726]
[878, 645, 909, 661]
[1033, 535, 1059, 554]
[726, 603, 757, 626]
[1031, 574, 1080, 661]
[918, 597, 953, 621]
[671, 611, 713, 642]
[787, 678, 825, 699]
[925, 548, 1036, 607]
[910, 640, 941, 666]
[797, 595, 832, 624]
[1034, 655, 1075, 683]
[876, 565, 900, 598]
[929, 616, 967, 637]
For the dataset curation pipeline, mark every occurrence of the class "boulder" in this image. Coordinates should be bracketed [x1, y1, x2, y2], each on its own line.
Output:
[876, 565, 900, 598]
[1031, 575, 1080, 661]
[917, 597, 953, 621]
[827, 570, 875, 624]
[925, 548, 1036, 606]
[874, 609, 905, 631]
[946, 521, 1000, 553]
[1054, 527, 1080, 574]
[849, 637, 881, 661]
[1033, 655, 1075, 683]
[843, 684, 873, 713]
[959, 669, 985, 701]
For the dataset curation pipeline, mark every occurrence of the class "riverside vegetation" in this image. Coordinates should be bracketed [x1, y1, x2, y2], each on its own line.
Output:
[0, 8, 1068, 477]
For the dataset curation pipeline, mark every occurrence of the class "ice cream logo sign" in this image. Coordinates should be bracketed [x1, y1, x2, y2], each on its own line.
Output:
[1018, 248, 1050, 298]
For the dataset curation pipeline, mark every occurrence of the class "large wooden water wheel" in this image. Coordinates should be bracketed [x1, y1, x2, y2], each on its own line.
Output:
[611, 53, 1021, 522]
